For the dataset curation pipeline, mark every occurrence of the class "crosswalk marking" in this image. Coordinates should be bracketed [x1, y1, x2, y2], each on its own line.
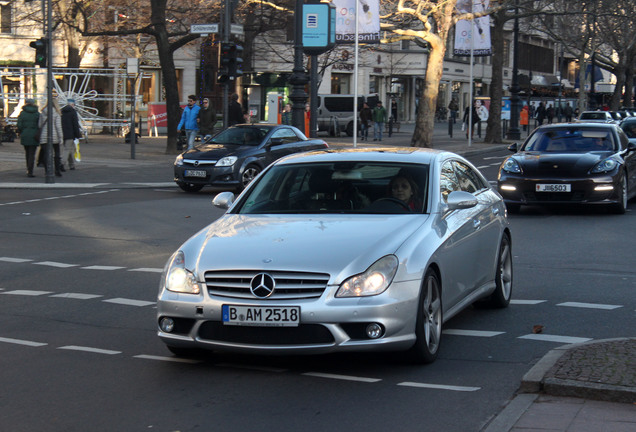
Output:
[50, 293, 103, 300]
[102, 298, 156, 307]
[557, 302, 622, 310]
[0, 337, 47, 347]
[34, 261, 78, 268]
[58, 346, 121, 355]
[2, 290, 52, 296]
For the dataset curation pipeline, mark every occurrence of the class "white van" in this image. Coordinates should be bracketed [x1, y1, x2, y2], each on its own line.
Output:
[316, 94, 379, 136]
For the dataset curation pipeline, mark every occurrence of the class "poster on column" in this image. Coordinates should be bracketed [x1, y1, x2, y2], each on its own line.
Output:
[333, 0, 380, 44]
[454, 0, 492, 56]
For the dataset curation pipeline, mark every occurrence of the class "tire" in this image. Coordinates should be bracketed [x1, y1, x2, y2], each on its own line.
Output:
[409, 269, 443, 364]
[486, 233, 513, 308]
[611, 175, 627, 214]
[241, 164, 261, 189]
[177, 182, 204, 193]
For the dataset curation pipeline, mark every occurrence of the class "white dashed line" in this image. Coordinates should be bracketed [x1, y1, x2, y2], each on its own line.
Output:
[58, 346, 121, 355]
[302, 372, 381, 383]
[215, 363, 288, 373]
[81, 265, 126, 271]
[443, 329, 504, 337]
[102, 298, 156, 307]
[133, 354, 201, 364]
[128, 268, 164, 273]
[34, 261, 78, 268]
[50, 293, 103, 300]
[557, 302, 622, 310]
[0, 337, 48, 347]
[0, 257, 33, 263]
[511, 299, 547, 305]
[518, 334, 592, 344]
[398, 382, 481, 392]
[1, 290, 53, 296]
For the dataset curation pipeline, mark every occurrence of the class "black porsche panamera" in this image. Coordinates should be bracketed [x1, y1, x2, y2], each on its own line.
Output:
[497, 123, 636, 214]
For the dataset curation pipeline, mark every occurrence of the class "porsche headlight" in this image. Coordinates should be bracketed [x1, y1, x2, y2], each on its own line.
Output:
[175, 154, 184, 166]
[216, 156, 237, 167]
[336, 255, 399, 298]
[590, 158, 618, 174]
[164, 251, 201, 294]
[502, 158, 522, 174]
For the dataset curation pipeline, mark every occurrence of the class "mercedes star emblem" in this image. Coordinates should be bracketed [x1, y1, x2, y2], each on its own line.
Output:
[250, 273, 276, 298]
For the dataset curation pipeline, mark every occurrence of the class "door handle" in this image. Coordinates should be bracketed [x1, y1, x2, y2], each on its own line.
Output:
[473, 219, 481, 229]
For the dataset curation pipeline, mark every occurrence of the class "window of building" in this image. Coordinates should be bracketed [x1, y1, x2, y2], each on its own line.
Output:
[331, 73, 350, 94]
[1, 1, 11, 34]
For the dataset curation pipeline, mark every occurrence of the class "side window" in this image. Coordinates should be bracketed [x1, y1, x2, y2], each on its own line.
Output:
[440, 161, 459, 201]
[270, 128, 300, 144]
[454, 161, 486, 193]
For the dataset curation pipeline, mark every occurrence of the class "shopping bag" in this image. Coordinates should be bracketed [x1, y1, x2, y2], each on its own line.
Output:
[461, 122, 466, 131]
[73, 138, 81, 162]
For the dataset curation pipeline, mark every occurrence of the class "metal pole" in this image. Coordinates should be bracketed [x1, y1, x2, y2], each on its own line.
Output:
[222, 0, 230, 129]
[289, 0, 308, 133]
[310, 55, 318, 138]
[45, 0, 54, 183]
[507, 0, 521, 140]
[130, 76, 136, 159]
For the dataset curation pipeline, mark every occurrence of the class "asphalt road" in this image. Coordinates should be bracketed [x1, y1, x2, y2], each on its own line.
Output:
[1, 150, 635, 432]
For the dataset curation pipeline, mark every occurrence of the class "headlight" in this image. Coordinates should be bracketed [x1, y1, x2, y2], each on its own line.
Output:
[163, 251, 201, 294]
[216, 156, 237, 167]
[501, 158, 522, 174]
[336, 255, 399, 298]
[175, 154, 184, 166]
[590, 158, 618, 174]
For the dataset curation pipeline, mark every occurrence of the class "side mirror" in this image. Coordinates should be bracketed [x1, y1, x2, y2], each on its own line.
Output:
[446, 191, 478, 211]
[508, 143, 519, 153]
[269, 137, 284, 146]
[212, 191, 235, 210]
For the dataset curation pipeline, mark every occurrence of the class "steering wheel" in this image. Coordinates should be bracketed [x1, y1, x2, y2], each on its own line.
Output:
[373, 197, 411, 212]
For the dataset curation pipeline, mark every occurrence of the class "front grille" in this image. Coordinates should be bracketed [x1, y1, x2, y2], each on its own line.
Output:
[198, 321, 334, 345]
[524, 191, 586, 202]
[205, 270, 330, 300]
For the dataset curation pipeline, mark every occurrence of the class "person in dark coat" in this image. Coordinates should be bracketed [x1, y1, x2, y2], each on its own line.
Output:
[536, 102, 546, 125]
[17, 99, 40, 177]
[463, 102, 480, 139]
[228, 93, 244, 126]
[198, 98, 217, 140]
[359, 102, 372, 141]
[60, 98, 82, 170]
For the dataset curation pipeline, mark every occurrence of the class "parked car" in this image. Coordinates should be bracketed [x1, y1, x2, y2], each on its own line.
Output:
[173, 124, 328, 192]
[620, 118, 636, 145]
[498, 123, 636, 214]
[158, 148, 513, 364]
[577, 111, 616, 123]
[315, 94, 379, 137]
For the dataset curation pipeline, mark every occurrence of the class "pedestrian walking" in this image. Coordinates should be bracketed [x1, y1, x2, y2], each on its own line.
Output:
[38, 99, 64, 177]
[546, 104, 554, 124]
[16, 99, 40, 177]
[372, 100, 387, 141]
[359, 102, 372, 141]
[463, 101, 480, 139]
[281, 103, 292, 125]
[60, 98, 82, 171]
[536, 102, 546, 125]
[563, 102, 573, 122]
[198, 97, 217, 141]
[177, 95, 200, 150]
[448, 98, 459, 124]
[228, 93, 244, 126]
[520, 105, 529, 131]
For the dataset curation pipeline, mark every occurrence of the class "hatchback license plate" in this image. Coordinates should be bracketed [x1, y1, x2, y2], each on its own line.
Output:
[222, 305, 300, 327]
[536, 184, 571, 192]
[184, 169, 207, 178]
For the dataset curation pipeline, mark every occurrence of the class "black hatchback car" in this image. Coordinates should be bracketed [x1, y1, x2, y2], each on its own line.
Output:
[497, 123, 636, 213]
[174, 124, 328, 192]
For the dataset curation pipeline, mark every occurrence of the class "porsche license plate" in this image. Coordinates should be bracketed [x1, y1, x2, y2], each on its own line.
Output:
[222, 305, 300, 327]
[184, 169, 207, 178]
[536, 184, 571, 192]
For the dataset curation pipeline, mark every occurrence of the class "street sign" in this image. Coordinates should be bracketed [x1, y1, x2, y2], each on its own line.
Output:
[230, 24, 244, 36]
[190, 24, 219, 34]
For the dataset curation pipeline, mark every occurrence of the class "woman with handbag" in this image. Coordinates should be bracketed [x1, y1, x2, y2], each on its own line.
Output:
[38, 99, 64, 177]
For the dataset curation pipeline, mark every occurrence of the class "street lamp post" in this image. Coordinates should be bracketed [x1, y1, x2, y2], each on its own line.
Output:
[289, 0, 309, 133]
[507, 0, 521, 140]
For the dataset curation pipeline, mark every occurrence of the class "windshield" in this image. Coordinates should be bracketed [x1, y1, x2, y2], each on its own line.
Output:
[523, 128, 617, 152]
[580, 112, 608, 120]
[234, 162, 429, 214]
[209, 126, 270, 146]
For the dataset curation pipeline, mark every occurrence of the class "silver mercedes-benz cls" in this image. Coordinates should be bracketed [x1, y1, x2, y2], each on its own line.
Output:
[157, 148, 513, 364]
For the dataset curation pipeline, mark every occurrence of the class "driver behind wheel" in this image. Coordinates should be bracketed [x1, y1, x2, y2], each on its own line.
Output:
[389, 173, 422, 211]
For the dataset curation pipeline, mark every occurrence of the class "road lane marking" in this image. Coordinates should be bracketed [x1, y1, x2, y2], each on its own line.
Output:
[511, 299, 547, 305]
[58, 346, 121, 355]
[0, 337, 48, 347]
[518, 334, 592, 344]
[134, 354, 201, 364]
[557, 302, 622, 310]
[215, 363, 288, 373]
[50, 293, 103, 300]
[81, 265, 126, 271]
[302, 372, 381, 383]
[102, 298, 156, 307]
[2, 290, 53, 296]
[34, 261, 78, 268]
[443, 329, 504, 337]
[0, 257, 33, 263]
[398, 382, 480, 392]
[129, 268, 164, 273]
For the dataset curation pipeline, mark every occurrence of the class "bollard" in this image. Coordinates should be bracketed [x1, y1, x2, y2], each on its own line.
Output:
[448, 117, 453, 137]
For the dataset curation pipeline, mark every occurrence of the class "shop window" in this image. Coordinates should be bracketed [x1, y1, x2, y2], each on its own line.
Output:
[331, 73, 350, 94]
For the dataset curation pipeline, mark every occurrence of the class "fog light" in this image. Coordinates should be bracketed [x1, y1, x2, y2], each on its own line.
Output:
[365, 323, 384, 339]
[594, 184, 613, 191]
[160, 317, 175, 333]
[500, 184, 516, 191]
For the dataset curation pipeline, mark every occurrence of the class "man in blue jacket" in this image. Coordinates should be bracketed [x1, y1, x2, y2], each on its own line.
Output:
[177, 95, 200, 150]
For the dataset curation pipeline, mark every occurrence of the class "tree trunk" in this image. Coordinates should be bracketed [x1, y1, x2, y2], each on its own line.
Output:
[485, 11, 505, 143]
[610, 63, 625, 110]
[624, 56, 634, 108]
[411, 42, 445, 148]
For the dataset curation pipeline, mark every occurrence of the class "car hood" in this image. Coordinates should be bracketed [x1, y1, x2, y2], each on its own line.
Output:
[183, 143, 254, 160]
[183, 214, 430, 281]
[513, 152, 612, 176]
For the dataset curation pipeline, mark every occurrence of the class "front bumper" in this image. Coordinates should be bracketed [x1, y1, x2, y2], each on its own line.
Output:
[174, 164, 240, 187]
[157, 280, 420, 355]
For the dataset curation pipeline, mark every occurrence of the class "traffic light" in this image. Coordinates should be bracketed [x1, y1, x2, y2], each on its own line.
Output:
[217, 42, 232, 83]
[29, 38, 48, 68]
[230, 44, 243, 78]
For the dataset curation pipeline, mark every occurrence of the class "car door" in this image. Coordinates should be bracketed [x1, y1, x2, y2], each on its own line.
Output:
[265, 127, 303, 165]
